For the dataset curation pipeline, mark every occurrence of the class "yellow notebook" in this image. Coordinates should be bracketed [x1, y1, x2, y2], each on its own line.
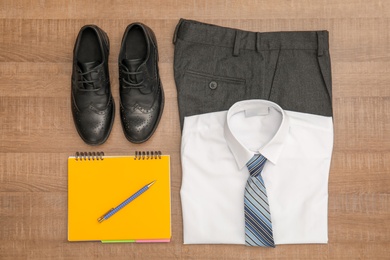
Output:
[68, 151, 171, 242]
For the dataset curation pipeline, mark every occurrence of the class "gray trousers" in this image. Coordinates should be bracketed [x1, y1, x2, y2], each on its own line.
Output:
[173, 19, 333, 129]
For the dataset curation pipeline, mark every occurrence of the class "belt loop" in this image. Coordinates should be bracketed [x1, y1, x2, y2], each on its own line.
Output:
[233, 30, 241, 57]
[317, 31, 324, 57]
[173, 18, 184, 44]
[256, 32, 261, 52]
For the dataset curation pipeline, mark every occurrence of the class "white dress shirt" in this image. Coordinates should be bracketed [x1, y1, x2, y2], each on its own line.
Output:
[180, 100, 333, 245]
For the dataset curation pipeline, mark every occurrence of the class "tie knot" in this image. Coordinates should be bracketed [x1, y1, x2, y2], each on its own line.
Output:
[246, 154, 267, 177]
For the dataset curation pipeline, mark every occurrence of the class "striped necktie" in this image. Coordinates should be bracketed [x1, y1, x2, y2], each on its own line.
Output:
[244, 154, 275, 247]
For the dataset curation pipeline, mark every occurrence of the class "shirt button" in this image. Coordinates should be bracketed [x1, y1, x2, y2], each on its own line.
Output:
[209, 81, 218, 90]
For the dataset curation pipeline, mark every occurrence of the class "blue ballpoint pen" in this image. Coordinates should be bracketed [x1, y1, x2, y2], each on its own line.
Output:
[98, 180, 156, 223]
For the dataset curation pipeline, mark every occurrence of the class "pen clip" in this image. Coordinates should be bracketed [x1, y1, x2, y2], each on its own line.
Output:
[97, 208, 114, 223]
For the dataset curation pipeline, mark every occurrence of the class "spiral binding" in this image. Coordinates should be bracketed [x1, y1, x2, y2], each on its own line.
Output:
[134, 151, 162, 160]
[75, 151, 104, 161]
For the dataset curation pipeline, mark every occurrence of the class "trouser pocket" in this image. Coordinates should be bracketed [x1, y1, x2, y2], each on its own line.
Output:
[268, 49, 333, 116]
[182, 69, 247, 117]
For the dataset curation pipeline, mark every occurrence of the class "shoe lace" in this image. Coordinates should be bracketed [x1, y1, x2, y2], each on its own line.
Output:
[121, 69, 144, 89]
[77, 69, 100, 91]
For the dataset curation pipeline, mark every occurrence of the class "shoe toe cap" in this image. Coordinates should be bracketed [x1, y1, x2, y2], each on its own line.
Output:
[120, 107, 160, 143]
[73, 104, 114, 145]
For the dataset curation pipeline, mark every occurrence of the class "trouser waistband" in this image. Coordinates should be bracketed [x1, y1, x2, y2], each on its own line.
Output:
[173, 19, 329, 56]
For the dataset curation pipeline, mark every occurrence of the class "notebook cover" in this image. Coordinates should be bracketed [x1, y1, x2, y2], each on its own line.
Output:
[68, 155, 171, 241]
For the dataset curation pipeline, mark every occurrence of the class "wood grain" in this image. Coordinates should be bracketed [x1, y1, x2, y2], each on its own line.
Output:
[0, 1, 389, 259]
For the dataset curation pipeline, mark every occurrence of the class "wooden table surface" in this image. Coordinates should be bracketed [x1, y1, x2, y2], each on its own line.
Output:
[0, 1, 389, 259]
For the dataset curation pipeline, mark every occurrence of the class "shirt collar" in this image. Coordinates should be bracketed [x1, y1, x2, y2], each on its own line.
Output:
[224, 100, 290, 169]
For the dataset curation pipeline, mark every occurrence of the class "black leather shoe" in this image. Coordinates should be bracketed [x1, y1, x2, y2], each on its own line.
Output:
[118, 23, 164, 143]
[71, 25, 115, 145]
